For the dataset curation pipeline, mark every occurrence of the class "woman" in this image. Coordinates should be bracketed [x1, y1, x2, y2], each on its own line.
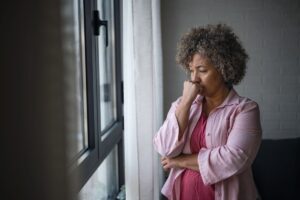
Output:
[153, 24, 262, 200]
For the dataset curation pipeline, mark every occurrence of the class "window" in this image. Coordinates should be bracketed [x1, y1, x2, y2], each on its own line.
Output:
[67, 0, 123, 196]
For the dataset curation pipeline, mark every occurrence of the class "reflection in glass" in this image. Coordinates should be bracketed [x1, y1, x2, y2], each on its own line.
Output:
[63, 0, 88, 161]
[98, 0, 117, 133]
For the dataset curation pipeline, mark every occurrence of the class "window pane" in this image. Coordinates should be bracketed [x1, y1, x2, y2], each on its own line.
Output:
[98, 0, 117, 133]
[64, 0, 88, 161]
[78, 145, 119, 200]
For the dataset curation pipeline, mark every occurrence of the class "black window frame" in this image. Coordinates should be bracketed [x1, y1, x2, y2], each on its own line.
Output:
[69, 0, 124, 194]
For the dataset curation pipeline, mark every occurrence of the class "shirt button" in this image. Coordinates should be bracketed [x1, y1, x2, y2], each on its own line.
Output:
[207, 133, 210, 136]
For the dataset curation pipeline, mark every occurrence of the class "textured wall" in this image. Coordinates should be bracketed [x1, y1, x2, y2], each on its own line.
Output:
[161, 0, 300, 138]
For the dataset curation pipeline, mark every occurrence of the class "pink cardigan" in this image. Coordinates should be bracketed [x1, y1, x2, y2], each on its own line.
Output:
[153, 89, 262, 200]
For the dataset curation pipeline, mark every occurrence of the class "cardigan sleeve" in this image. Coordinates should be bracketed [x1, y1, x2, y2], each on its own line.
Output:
[198, 100, 262, 185]
[153, 98, 188, 158]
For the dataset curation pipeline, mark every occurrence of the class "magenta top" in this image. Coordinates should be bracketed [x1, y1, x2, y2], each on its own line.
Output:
[180, 112, 215, 200]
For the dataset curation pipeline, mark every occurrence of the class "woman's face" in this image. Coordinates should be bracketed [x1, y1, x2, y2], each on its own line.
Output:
[188, 53, 226, 97]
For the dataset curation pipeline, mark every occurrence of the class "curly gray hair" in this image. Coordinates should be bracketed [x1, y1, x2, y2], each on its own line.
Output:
[176, 24, 248, 86]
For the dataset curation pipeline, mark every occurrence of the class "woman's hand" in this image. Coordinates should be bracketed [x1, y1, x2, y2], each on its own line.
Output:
[181, 81, 202, 105]
[161, 154, 199, 172]
[161, 156, 181, 171]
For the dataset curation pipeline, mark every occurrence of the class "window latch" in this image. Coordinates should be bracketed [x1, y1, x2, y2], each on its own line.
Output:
[93, 10, 108, 47]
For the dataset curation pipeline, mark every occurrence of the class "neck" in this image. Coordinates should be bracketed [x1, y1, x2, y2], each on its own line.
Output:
[204, 86, 230, 113]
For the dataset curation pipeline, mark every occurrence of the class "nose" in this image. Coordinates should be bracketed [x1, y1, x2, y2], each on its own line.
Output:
[191, 71, 200, 82]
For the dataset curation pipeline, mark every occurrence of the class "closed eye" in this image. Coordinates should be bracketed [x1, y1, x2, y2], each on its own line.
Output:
[198, 69, 207, 73]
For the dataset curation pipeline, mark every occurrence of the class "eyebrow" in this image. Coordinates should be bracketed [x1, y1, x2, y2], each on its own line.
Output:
[189, 65, 206, 70]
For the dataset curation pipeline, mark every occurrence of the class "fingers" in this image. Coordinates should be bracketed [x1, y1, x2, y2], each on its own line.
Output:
[161, 157, 170, 171]
[188, 80, 196, 84]
[189, 80, 201, 87]
[161, 157, 168, 166]
[185, 80, 197, 85]
[185, 80, 200, 87]
[186, 81, 202, 94]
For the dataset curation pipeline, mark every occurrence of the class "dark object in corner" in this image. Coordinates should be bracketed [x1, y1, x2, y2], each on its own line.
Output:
[252, 137, 300, 200]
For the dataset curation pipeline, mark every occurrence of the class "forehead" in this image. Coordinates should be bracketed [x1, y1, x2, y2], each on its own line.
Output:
[189, 53, 211, 67]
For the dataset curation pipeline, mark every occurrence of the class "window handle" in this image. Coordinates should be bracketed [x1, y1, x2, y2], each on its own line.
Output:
[93, 10, 108, 47]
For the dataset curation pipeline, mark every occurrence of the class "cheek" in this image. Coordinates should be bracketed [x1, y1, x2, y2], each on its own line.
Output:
[201, 76, 221, 92]
[201, 76, 214, 87]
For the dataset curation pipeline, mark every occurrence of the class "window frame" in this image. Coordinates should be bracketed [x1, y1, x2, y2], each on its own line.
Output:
[69, 0, 123, 193]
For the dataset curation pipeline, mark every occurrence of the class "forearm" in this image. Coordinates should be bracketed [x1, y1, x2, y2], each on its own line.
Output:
[175, 100, 192, 141]
[177, 154, 199, 171]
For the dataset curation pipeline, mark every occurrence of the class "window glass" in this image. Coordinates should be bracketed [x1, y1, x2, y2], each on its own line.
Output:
[64, 0, 88, 161]
[98, 0, 117, 133]
[78, 145, 119, 199]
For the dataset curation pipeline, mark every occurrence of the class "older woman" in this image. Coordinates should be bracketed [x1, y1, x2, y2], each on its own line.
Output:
[153, 24, 262, 200]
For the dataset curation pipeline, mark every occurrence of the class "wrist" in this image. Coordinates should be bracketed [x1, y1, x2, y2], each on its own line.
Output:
[179, 98, 193, 108]
[177, 155, 186, 168]
[179, 154, 198, 169]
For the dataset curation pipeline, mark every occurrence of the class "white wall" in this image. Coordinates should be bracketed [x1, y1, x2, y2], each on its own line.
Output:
[161, 0, 300, 139]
